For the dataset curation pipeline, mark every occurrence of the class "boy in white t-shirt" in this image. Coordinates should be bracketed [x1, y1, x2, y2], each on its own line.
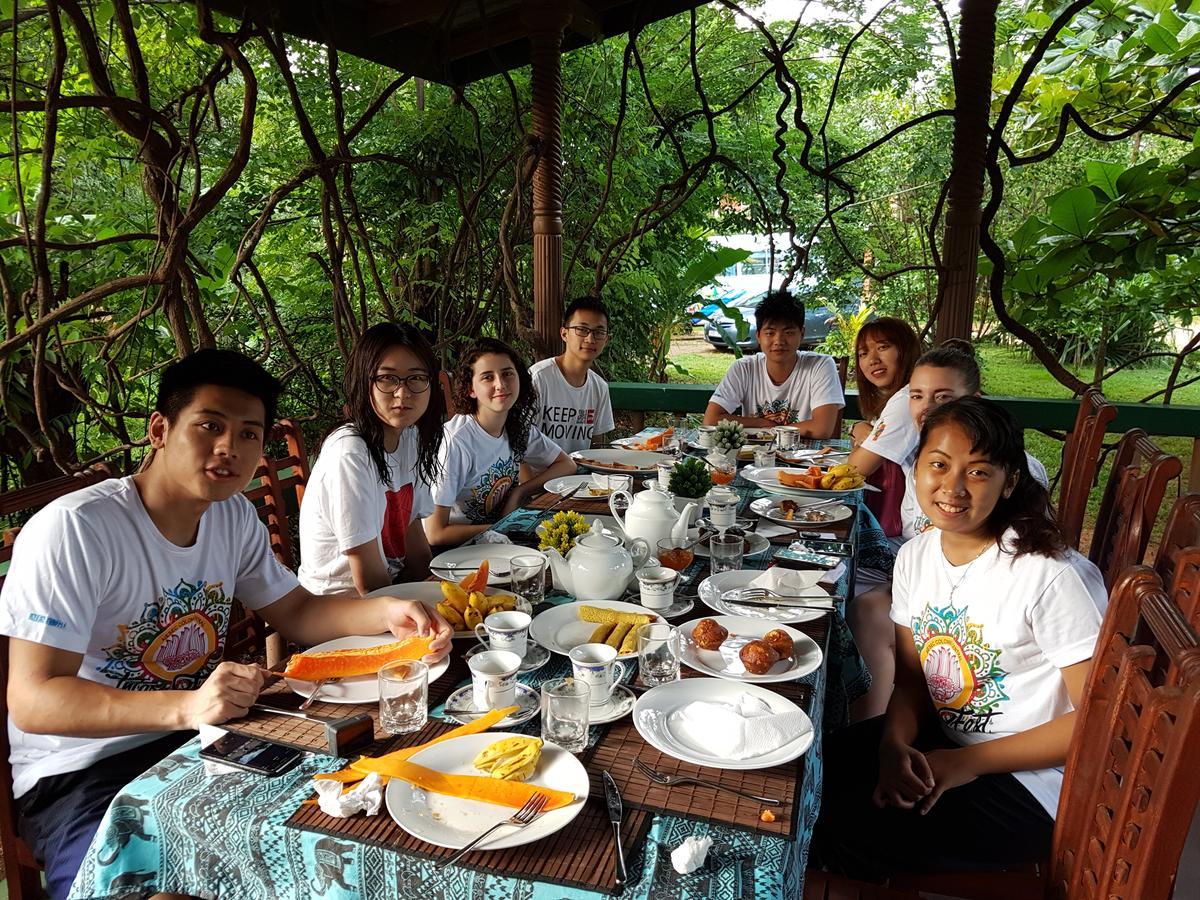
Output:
[0, 351, 452, 900]
[704, 291, 843, 437]
[529, 296, 615, 454]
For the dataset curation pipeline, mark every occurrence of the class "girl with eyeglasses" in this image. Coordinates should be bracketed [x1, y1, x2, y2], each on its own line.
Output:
[425, 337, 576, 546]
[299, 323, 444, 594]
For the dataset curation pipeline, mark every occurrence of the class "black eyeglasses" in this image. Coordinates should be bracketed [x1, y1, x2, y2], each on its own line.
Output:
[371, 373, 432, 394]
[565, 325, 609, 341]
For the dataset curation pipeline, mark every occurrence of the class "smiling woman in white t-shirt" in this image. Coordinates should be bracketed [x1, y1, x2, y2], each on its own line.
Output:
[815, 397, 1106, 880]
[425, 338, 577, 547]
[299, 323, 443, 594]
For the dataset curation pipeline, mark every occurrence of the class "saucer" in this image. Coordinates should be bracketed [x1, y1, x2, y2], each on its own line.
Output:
[442, 683, 540, 727]
[464, 641, 550, 673]
[587, 684, 636, 724]
[644, 598, 694, 618]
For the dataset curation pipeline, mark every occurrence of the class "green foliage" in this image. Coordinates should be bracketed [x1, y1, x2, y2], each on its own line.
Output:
[818, 303, 875, 360]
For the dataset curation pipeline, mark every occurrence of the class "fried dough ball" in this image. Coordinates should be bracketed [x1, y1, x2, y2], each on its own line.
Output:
[739, 639, 779, 675]
[691, 618, 729, 651]
[762, 629, 794, 660]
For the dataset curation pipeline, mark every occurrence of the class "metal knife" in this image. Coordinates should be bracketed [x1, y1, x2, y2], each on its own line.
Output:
[538, 483, 585, 517]
[602, 770, 628, 886]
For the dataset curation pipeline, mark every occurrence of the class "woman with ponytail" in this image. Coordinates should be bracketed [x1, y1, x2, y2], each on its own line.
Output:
[816, 397, 1106, 880]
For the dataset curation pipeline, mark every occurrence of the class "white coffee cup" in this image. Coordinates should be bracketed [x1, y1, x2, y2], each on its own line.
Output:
[636, 565, 679, 610]
[697, 425, 717, 448]
[468, 650, 521, 710]
[475, 610, 531, 658]
[569, 643, 628, 707]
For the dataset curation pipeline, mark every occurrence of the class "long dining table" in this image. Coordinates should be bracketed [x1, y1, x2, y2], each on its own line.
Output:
[67, 438, 893, 900]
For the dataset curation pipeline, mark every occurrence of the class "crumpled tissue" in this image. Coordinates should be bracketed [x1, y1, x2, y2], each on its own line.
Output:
[314, 771, 384, 817]
[475, 530, 513, 545]
[671, 835, 713, 874]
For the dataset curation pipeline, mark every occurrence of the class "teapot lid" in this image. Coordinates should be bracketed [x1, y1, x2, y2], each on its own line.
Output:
[577, 519, 620, 547]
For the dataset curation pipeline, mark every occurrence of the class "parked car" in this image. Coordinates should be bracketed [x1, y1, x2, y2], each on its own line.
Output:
[702, 291, 832, 352]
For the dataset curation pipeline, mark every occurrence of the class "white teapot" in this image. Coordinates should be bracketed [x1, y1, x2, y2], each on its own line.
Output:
[541, 520, 650, 602]
[609, 487, 697, 551]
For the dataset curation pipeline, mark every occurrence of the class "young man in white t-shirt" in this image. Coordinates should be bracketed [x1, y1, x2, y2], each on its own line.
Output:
[0, 350, 452, 900]
[529, 296, 615, 454]
[703, 291, 844, 436]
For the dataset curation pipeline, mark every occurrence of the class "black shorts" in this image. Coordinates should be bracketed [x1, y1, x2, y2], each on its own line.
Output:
[16, 732, 192, 900]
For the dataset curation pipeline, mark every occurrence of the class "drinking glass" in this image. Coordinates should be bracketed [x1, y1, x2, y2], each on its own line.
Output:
[636, 622, 680, 687]
[511, 554, 546, 606]
[378, 660, 428, 735]
[541, 677, 590, 753]
[656, 537, 694, 572]
[709, 532, 744, 574]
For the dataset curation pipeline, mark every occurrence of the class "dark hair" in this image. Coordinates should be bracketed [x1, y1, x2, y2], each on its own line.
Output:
[754, 290, 805, 331]
[918, 397, 1065, 559]
[336, 322, 444, 486]
[914, 340, 982, 394]
[854, 317, 922, 420]
[452, 337, 538, 461]
[563, 296, 609, 327]
[155, 349, 283, 426]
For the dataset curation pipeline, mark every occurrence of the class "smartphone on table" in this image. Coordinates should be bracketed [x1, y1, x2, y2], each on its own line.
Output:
[199, 733, 303, 777]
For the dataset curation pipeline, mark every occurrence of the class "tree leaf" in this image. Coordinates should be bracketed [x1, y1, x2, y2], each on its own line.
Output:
[1048, 187, 1098, 237]
[1085, 160, 1125, 200]
[1141, 22, 1180, 54]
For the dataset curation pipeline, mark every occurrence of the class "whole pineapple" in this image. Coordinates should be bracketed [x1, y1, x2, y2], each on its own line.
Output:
[713, 420, 745, 454]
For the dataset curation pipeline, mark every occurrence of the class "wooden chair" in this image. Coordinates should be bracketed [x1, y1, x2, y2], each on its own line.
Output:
[1, 463, 120, 574]
[1089, 429, 1182, 587]
[1154, 493, 1200, 589]
[439, 370, 457, 418]
[831, 355, 849, 440]
[1057, 389, 1117, 549]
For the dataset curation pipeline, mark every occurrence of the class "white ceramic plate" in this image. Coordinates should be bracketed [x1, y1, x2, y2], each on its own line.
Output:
[443, 683, 541, 727]
[529, 600, 666, 660]
[742, 466, 864, 498]
[632, 678, 814, 770]
[570, 449, 673, 476]
[367, 582, 531, 640]
[543, 474, 597, 495]
[697, 570, 831, 624]
[692, 530, 771, 559]
[284, 635, 449, 704]
[385, 732, 588, 850]
[749, 496, 854, 525]
[429, 545, 547, 585]
[679, 615, 822, 683]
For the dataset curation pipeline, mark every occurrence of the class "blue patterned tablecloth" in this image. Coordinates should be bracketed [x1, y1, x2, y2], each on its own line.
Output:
[68, 460, 891, 900]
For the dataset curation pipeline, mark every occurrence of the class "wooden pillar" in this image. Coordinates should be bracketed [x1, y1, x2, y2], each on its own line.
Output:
[524, 4, 570, 359]
[935, 0, 1000, 344]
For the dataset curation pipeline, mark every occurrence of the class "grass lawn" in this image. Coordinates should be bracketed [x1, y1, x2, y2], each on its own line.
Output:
[667, 334, 1197, 544]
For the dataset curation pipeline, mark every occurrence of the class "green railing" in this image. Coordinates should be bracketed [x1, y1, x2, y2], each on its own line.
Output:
[609, 383, 1200, 487]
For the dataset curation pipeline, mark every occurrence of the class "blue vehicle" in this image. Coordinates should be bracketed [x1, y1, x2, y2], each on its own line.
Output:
[701, 290, 833, 352]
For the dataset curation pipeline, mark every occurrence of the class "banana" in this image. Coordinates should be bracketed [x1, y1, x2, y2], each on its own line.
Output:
[440, 581, 470, 613]
[827, 463, 855, 477]
[437, 601, 465, 630]
[820, 472, 838, 489]
[463, 606, 482, 629]
[589, 623, 614, 644]
[468, 591, 491, 613]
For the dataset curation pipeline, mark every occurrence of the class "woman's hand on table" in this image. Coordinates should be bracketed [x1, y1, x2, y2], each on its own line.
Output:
[384, 599, 454, 661]
[850, 421, 872, 448]
[873, 738, 935, 810]
[917, 748, 979, 815]
[185, 661, 266, 727]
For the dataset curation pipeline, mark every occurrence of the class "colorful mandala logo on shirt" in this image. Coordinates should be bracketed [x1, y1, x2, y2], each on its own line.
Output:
[871, 421, 887, 441]
[755, 399, 797, 425]
[98, 579, 232, 690]
[464, 456, 520, 524]
[910, 604, 1008, 733]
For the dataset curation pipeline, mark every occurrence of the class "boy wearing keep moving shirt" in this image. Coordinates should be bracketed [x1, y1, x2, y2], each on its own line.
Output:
[0, 351, 452, 900]
[529, 296, 615, 453]
[703, 291, 844, 437]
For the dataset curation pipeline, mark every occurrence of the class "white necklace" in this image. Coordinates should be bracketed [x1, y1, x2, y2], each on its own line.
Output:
[940, 537, 993, 602]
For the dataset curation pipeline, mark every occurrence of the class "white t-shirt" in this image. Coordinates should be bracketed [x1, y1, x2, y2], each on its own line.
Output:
[891, 528, 1107, 816]
[901, 451, 1050, 542]
[529, 358, 615, 454]
[709, 352, 844, 425]
[862, 386, 919, 465]
[430, 415, 562, 524]
[298, 426, 435, 594]
[0, 477, 298, 797]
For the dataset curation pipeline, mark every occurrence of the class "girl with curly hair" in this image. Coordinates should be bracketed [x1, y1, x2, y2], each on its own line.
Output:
[424, 337, 575, 546]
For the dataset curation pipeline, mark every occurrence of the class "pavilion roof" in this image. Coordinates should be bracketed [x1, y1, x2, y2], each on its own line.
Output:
[205, 0, 711, 85]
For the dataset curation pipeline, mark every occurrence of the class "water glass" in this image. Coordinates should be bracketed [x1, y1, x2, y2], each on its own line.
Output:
[541, 677, 590, 753]
[753, 447, 776, 469]
[636, 622, 680, 687]
[511, 554, 546, 606]
[378, 660, 428, 735]
[709, 532, 744, 574]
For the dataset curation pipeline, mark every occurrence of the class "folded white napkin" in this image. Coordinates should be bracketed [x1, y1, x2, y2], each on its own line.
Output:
[818, 562, 846, 589]
[748, 568, 824, 595]
[475, 530, 512, 545]
[667, 694, 805, 759]
[314, 771, 384, 818]
[754, 520, 794, 539]
[672, 835, 714, 874]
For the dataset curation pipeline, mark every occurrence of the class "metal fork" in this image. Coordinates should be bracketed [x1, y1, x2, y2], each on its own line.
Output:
[298, 679, 329, 711]
[437, 792, 551, 868]
[720, 587, 830, 608]
[634, 760, 781, 805]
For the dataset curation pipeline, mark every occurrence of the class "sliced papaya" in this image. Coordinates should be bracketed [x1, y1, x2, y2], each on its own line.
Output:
[351, 757, 576, 811]
[282, 634, 435, 681]
[457, 560, 490, 594]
